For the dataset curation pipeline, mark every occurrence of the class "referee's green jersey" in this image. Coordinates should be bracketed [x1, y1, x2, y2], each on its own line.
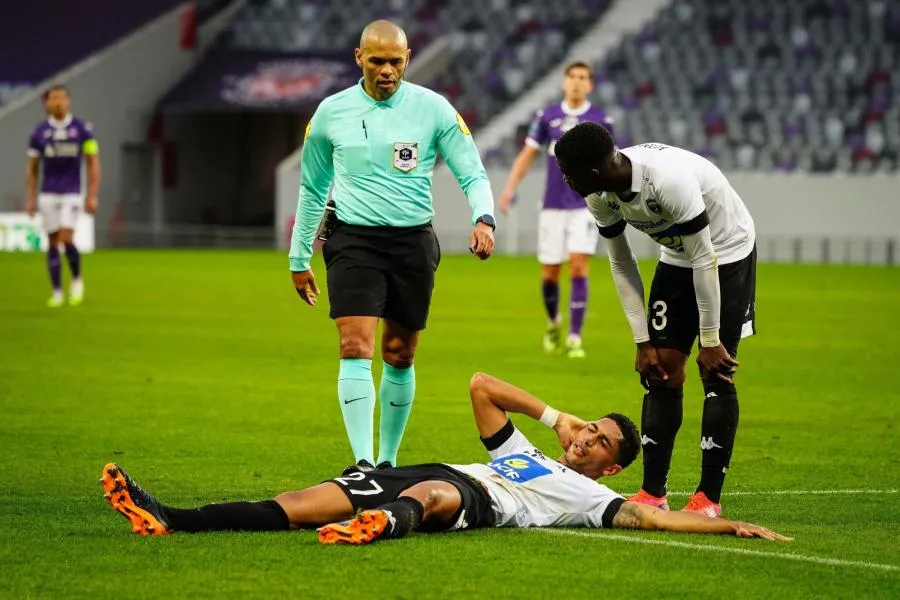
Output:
[289, 79, 495, 272]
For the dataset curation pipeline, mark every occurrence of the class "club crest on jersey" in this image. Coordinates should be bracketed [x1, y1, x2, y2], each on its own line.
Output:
[549, 116, 580, 132]
[487, 454, 552, 483]
[646, 197, 662, 215]
[393, 142, 418, 172]
[561, 115, 580, 132]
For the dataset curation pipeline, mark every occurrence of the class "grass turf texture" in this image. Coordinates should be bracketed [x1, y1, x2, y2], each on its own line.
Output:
[0, 250, 898, 599]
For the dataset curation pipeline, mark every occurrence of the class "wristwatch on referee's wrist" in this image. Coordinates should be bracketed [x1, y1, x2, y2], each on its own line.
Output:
[475, 214, 496, 231]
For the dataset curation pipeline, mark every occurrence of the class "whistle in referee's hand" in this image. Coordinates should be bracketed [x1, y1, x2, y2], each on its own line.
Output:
[468, 244, 476, 254]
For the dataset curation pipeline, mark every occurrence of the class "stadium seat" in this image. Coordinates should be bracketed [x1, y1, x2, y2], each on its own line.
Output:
[492, 0, 899, 172]
[224, 0, 612, 128]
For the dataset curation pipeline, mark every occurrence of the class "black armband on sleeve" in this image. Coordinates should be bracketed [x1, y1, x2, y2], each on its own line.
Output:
[678, 210, 710, 236]
[480, 419, 515, 451]
[602, 497, 626, 528]
[597, 219, 627, 239]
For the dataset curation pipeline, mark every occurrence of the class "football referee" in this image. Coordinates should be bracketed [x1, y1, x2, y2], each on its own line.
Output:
[289, 20, 496, 473]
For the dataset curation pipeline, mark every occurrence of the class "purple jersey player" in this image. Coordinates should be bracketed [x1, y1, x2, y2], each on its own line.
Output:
[26, 85, 100, 308]
[499, 61, 613, 358]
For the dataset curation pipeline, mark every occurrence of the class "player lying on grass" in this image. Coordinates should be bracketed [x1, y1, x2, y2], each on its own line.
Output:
[101, 373, 791, 544]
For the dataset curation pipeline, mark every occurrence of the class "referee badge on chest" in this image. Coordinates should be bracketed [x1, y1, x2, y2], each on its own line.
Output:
[393, 142, 418, 172]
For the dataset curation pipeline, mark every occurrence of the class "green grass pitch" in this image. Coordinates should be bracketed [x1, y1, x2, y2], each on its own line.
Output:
[0, 250, 898, 599]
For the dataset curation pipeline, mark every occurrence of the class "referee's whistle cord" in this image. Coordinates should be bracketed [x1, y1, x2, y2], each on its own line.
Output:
[362, 120, 368, 139]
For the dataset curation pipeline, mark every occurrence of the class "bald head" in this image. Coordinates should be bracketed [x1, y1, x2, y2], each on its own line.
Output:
[359, 19, 407, 50]
[355, 19, 411, 101]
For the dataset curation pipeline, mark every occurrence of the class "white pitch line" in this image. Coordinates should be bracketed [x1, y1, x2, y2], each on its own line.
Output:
[538, 530, 900, 573]
[638, 489, 898, 497]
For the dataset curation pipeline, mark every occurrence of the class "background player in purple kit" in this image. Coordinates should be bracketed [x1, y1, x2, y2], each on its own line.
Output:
[499, 62, 614, 359]
[25, 85, 100, 308]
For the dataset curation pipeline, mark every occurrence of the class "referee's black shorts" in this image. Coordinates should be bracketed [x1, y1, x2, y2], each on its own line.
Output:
[322, 221, 441, 331]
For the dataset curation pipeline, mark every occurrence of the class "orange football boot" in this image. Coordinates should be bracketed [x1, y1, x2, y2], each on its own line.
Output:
[627, 489, 670, 510]
[101, 463, 170, 536]
[318, 510, 392, 545]
[681, 491, 722, 518]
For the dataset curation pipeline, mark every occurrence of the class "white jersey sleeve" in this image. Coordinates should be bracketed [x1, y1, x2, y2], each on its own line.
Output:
[603, 233, 650, 343]
[654, 167, 705, 225]
[482, 419, 540, 460]
[585, 192, 625, 230]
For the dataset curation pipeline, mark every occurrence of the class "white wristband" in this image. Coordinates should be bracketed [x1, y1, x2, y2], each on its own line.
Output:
[539, 406, 560, 428]
[699, 329, 720, 348]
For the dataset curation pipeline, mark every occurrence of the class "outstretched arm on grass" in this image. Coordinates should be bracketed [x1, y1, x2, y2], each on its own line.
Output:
[610, 501, 793, 541]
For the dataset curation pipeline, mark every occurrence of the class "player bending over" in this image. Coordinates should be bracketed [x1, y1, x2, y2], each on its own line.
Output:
[555, 124, 758, 519]
[101, 373, 789, 544]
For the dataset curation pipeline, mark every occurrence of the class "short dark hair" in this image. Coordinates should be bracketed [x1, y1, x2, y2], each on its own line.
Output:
[42, 84, 68, 101]
[555, 122, 616, 173]
[564, 60, 593, 78]
[603, 412, 640, 469]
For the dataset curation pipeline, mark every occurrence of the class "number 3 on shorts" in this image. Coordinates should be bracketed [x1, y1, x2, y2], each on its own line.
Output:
[651, 300, 668, 331]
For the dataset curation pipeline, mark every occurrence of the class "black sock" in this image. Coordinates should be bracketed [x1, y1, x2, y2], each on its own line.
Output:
[640, 384, 684, 498]
[697, 379, 740, 503]
[163, 500, 290, 533]
[376, 497, 424, 539]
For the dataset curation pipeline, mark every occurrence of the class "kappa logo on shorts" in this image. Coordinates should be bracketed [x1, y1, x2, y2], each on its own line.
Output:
[393, 142, 418, 172]
[487, 454, 552, 483]
[449, 509, 469, 531]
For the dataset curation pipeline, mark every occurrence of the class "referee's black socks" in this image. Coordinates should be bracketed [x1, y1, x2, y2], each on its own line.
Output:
[163, 500, 290, 533]
[697, 379, 740, 503]
[640, 383, 684, 498]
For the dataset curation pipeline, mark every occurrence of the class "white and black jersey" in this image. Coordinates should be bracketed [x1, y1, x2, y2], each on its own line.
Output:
[586, 143, 756, 268]
[447, 420, 625, 529]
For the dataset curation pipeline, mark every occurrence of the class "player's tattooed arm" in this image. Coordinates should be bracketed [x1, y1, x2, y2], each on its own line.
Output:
[611, 501, 793, 541]
[611, 501, 654, 530]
